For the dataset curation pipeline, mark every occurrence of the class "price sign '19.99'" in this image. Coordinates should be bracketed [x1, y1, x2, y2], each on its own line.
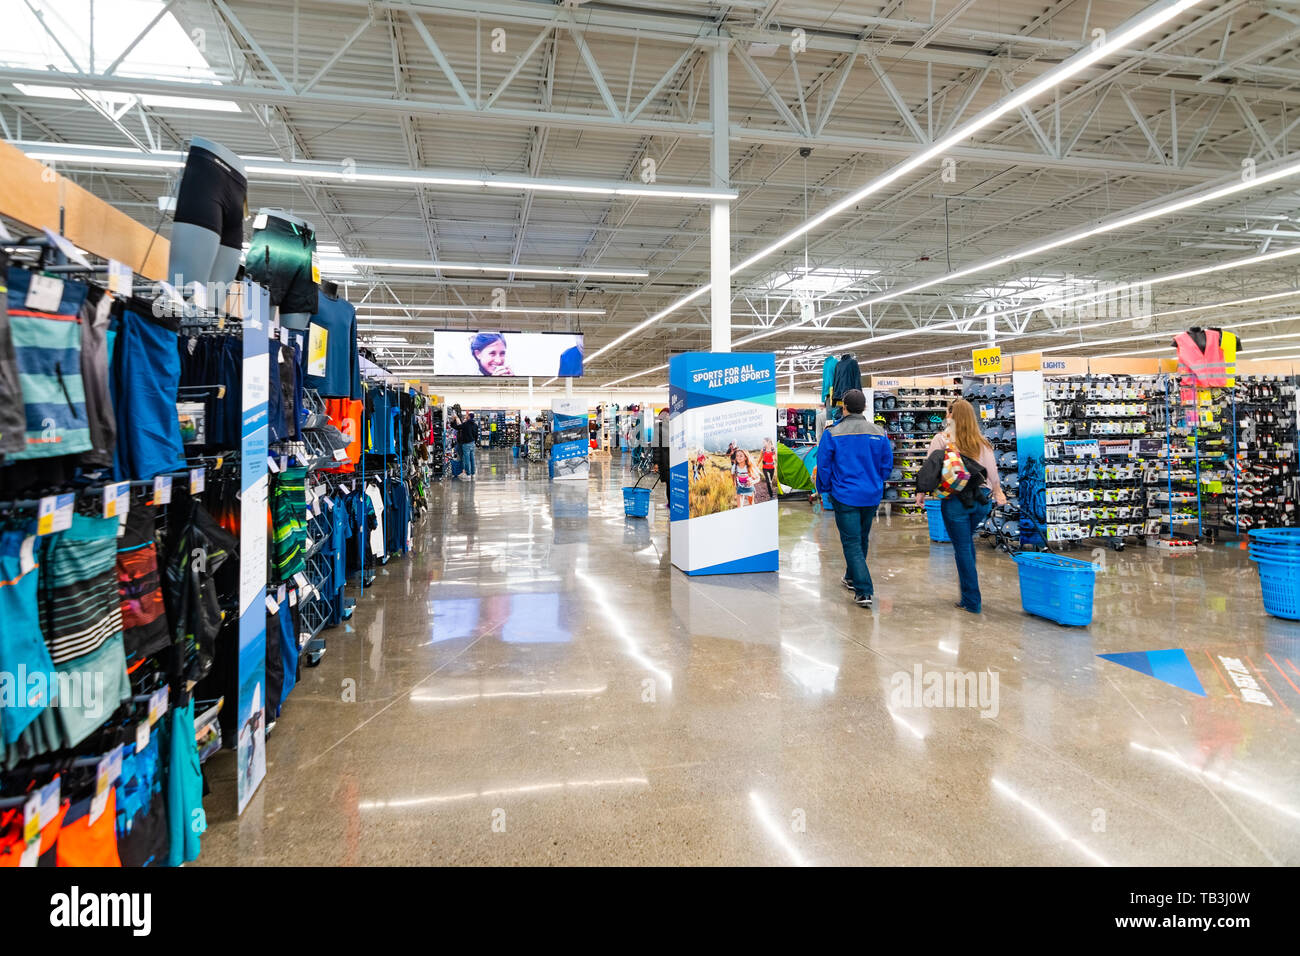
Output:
[972, 347, 1002, 375]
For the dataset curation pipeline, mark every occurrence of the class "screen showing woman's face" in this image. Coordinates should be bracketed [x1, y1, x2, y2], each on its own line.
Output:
[475, 340, 508, 374]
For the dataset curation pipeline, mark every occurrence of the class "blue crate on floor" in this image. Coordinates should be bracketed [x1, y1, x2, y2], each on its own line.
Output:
[924, 499, 950, 542]
[1012, 552, 1095, 626]
[623, 486, 651, 518]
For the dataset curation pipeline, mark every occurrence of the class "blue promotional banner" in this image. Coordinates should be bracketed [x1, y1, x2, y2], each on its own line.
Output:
[237, 281, 270, 814]
[1013, 370, 1046, 546]
[550, 398, 589, 480]
[669, 352, 778, 575]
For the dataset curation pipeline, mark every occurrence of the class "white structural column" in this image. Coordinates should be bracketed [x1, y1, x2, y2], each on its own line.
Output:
[710, 40, 732, 353]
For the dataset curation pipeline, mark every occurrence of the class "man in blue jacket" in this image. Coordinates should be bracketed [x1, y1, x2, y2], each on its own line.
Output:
[815, 388, 894, 607]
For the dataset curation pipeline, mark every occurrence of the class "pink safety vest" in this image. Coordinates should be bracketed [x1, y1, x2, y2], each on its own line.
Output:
[1175, 329, 1228, 386]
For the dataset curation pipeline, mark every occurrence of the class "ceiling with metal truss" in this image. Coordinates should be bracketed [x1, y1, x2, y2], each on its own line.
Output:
[3, 0, 1300, 391]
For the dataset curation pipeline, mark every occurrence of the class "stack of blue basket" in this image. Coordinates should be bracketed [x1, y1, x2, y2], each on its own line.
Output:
[1248, 528, 1300, 619]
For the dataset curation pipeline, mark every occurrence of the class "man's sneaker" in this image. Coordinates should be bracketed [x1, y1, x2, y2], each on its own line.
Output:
[855, 594, 873, 608]
[841, 576, 854, 591]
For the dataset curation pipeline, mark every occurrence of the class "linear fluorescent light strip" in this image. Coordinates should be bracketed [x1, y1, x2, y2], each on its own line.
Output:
[18, 145, 735, 201]
[355, 305, 605, 315]
[326, 258, 647, 278]
[585, 0, 1208, 367]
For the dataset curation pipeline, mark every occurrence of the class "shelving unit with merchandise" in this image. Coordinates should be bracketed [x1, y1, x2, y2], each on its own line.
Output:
[1147, 375, 1298, 539]
[872, 378, 962, 516]
[1041, 376, 1155, 550]
[777, 407, 819, 446]
[964, 376, 1018, 508]
[1227, 376, 1298, 533]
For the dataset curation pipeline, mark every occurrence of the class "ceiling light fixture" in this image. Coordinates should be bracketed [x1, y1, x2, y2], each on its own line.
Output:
[16, 142, 736, 202]
[354, 305, 606, 316]
[326, 257, 646, 279]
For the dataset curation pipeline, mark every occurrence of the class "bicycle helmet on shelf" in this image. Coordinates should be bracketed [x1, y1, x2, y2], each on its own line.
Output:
[884, 487, 900, 500]
[889, 467, 902, 482]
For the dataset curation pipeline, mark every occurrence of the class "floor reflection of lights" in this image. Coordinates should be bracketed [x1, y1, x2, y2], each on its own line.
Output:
[748, 791, 812, 866]
[1130, 741, 1300, 822]
[359, 776, 650, 810]
[409, 685, 607, 704]
[991, 778, 1110, 866]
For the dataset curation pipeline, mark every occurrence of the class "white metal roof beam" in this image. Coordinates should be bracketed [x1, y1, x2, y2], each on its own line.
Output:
[0, 66, 1238, 181]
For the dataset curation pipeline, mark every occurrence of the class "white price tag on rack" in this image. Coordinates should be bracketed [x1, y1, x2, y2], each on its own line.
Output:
[102, 481, 131, 519]
[37, 494, 74, 536]
[267, 456, 280, 474]
[148, 685, 169, 726]
[37, 777, 61, 832]
[89, 748, 122, 825]
[107, 259, 133, 296]
[332, 447, 349, 461]
[153, 474, 172, 506]
[293, 571, 309, 589]
[190, 468, 205, 494]
[25, 273, 63, 312]
[136, 720, 150, 754]
[266, 594, 280, 614]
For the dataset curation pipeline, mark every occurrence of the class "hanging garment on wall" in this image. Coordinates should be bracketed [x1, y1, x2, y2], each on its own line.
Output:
[821, 355, 839, 404]
[831, 355, 862, 400]
[116, 504, 169, 665]
[113, 301, 186, 480]
[115, 725, 168, 867]
[245, 213, 318, 319]
[303, 291, 359, 398]
[321, 398, 362, 472]
[5, 267, 93, 460]
[270, 467, 308, 581]
[161, 500, 236, 688]
[56, 789, 123, 867]
[165, 696, 204, 866]
[38, 514, 132, 750]
[0, 529, 55, 747]
[79, 286, 116, 469]
[365, 483, 386, 557]
[0, 254, 27, 458]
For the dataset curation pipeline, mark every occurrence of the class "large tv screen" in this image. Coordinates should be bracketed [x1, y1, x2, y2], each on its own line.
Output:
[431, 331, 584, 378]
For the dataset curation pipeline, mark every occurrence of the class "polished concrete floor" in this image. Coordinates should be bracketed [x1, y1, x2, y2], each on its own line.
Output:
[201, 450, 1300, 866]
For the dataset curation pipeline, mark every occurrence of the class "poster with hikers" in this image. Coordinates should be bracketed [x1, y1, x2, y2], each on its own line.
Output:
[668, 352, 778, 576]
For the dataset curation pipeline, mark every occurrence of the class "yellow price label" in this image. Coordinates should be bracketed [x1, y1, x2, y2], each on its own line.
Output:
[972, 347, 1002, 375]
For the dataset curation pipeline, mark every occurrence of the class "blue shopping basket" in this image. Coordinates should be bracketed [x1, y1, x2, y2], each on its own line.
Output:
[925, 499, 950, 543]
[1012, 552, 1096, 626]
[623, 475, 657, 518]
[1248, 529, 1300, 620]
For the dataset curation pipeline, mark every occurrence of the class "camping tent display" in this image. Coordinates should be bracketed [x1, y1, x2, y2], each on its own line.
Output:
[777, 443, 815, 494]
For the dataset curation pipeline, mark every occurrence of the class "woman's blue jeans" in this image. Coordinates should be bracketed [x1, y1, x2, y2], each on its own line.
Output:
[940, 495, 992, 611]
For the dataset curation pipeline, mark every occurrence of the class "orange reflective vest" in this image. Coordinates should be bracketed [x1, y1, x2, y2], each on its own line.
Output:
[1175, 329, 1229, 386]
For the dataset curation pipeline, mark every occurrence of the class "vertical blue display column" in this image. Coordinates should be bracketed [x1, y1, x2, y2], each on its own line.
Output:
[1013, 369, 1046, 546]
[237, 280, 270, 814]
[669, 352, 779, 575]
